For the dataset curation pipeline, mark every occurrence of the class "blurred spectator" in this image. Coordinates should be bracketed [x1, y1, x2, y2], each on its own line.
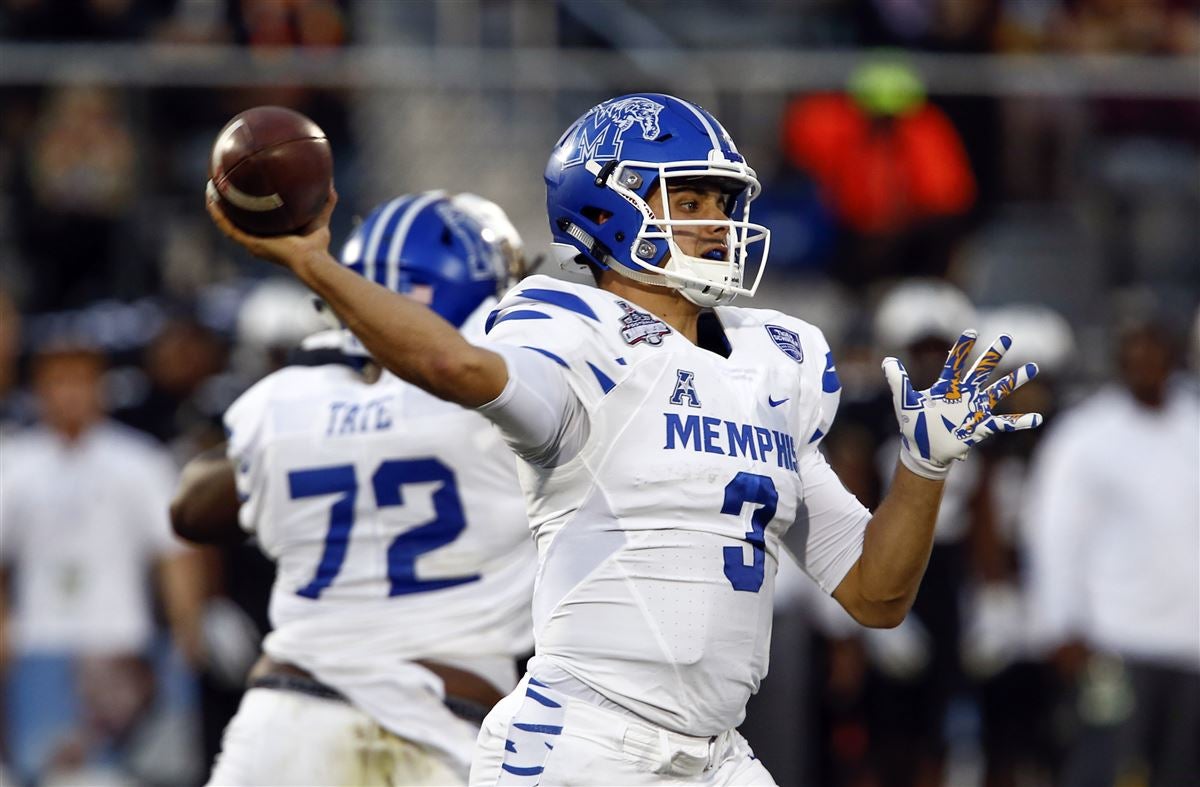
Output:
[1000, 0, 1200, 201]
[1048, 0, 1199, 55]
[819, 279, 984, 787]
[856, 0, 1000, 51]
[783, 58, 977, 286]
[12, 86, 147, 311]
[149, 0, 232, 44]
[0, 343, 205, 785]
[964, 304, 1079, 787]
[0, 289, 21, 427]
[231, 0, 349, 48]
[230, 278, 328, 383]
[114, 316, 228, 449]
[1, 0, 177, 40]
[1025, 315, 1200, 787]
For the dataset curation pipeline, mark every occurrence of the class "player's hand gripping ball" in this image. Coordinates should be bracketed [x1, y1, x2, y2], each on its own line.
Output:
[207, 106, 332, 236]
[884, 331, 1042, 480]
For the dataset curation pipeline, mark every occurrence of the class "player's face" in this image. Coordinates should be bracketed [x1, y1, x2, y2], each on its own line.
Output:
[646, 181, 730, 264]
[32, 351, 105, 435]
[1118, 325, 1174, 403]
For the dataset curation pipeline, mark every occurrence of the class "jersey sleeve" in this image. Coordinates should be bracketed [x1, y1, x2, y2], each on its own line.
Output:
[476, 343, 588, 467]
[800, 327, 843, 452]
[223, 376, 275, 535]
[476, 277, 627, 466]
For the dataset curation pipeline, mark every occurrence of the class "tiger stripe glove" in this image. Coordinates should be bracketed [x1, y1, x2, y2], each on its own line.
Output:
[883, 330, 1043, 481]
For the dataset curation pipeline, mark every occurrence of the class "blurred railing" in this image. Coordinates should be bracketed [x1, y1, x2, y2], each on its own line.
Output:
[2, 43, 1197, 98]
[3, 40, 1195, 351]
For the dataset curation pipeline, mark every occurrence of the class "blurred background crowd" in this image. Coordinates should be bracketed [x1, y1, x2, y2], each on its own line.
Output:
[1, 1, 1197, 785]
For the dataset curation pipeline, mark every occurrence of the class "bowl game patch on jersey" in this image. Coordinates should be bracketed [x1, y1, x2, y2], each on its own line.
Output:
[765, 324, 804, 363]
[617, 300, 672, 346]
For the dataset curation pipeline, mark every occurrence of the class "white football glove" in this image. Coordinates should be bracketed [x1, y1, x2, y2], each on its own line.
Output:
[883, 330, 1042, 480]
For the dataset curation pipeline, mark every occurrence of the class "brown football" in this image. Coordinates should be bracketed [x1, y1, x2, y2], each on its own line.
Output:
[208, 106, 333, 236]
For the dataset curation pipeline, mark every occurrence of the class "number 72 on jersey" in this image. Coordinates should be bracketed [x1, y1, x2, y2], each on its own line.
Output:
[288, 457, 479, 599]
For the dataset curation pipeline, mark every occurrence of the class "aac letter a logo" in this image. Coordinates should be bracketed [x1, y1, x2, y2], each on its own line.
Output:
[669, 369, 702, 408]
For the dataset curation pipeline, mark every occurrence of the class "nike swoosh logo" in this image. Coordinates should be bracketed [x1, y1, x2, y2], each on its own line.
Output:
[768, 396, 789, 407]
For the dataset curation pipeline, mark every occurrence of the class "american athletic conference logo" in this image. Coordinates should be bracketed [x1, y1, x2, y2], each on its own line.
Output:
[561, 97, 666, 168]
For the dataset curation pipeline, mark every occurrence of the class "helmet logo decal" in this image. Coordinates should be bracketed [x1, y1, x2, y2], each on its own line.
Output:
[766, 325, 804, 363]
[562, 97, 666, 169]
[434, 202, 497, 281]
[617, 300, 672, 347]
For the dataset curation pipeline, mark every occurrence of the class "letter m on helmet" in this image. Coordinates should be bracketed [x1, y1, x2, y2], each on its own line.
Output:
[560, 97, 666, 169]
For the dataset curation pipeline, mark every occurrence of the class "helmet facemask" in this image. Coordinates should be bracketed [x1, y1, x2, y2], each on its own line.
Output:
[605, 160, 770, 307]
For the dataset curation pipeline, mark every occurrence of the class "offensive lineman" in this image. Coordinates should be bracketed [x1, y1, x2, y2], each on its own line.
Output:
[173, 192, 536, 785]
[205, 94, 1042, 786]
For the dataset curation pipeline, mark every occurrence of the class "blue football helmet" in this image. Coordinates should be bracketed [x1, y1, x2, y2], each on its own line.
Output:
[338, 191, 510, 331]
[545, 93, 771, 306]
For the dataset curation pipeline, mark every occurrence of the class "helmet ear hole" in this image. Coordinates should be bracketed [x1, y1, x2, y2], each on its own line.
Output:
[581, 206, 613, 225]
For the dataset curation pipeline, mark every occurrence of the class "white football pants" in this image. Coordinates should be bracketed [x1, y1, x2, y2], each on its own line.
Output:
[470, 675, 776, 786]
[207, 688, 465, 786]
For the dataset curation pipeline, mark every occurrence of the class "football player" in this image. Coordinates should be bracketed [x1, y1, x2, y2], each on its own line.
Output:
[173, 192, 537, 785]
[206, 94, 1042, 786]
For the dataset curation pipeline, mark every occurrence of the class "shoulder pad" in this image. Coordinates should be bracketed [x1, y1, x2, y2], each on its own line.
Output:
[721, 305, 842, 447]
[485, 275, 610, 335]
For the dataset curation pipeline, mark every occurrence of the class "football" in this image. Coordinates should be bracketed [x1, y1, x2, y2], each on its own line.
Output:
[208, 106, 333, 236]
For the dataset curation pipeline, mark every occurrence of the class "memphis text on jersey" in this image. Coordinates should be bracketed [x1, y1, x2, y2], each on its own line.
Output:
[663, 368, 799, 471]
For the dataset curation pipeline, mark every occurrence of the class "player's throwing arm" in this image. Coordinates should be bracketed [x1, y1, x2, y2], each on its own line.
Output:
[205, 183, 508, 408]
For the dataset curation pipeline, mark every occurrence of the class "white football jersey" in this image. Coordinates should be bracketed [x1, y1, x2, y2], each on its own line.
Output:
[481, 275, 869, 736]
[224, 303, 536, 763]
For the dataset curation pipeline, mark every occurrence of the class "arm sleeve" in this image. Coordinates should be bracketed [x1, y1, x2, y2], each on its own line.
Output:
[476, 343, 589, 468]
[780, 330, 866, 592]
[787, 448, 871, 594]
[803, 347, 843, 450]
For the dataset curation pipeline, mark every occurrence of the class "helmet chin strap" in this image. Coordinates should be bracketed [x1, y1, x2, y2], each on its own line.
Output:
[677, 281, 735, 308]
[607, 245, 739, 307]
[663, 240, 740, 307]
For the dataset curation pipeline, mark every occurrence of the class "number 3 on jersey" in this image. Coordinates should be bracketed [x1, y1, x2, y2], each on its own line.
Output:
[721, 472, 778, 593]
[288, 458, 480, 599]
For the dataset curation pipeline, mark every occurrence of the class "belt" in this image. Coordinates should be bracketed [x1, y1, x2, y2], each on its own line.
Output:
[250, 672, 348, 703]
[247, 656, 501, 726]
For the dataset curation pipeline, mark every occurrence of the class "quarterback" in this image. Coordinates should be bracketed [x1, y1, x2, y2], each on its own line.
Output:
[206, 94, 1041, 786]
[175, 192, 536, 785]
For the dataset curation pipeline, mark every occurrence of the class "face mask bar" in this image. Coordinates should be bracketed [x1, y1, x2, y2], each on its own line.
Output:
[606, 160, 772, 306]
